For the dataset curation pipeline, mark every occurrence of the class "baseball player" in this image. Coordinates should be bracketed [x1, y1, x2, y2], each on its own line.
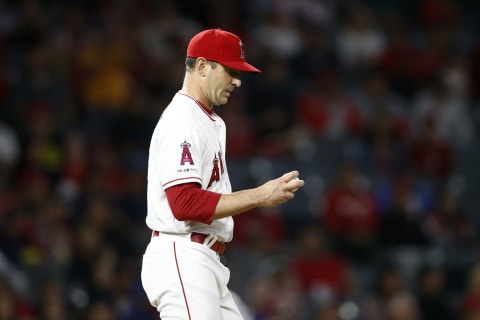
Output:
[140, 28, 304, 320]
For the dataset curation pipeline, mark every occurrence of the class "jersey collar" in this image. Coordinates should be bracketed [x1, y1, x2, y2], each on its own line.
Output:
[177, 92, 214, 116]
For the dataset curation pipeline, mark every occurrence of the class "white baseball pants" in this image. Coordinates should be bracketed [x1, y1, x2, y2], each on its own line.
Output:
[141, 234, 244, 320]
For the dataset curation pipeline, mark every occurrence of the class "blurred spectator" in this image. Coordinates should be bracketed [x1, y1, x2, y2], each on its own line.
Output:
[291, 23, 338, 82]
[406, 116, 454, 181]
[22, 102, 62, 175]
[246, 255, 304, 320]
[115, 167, 148, 224]
[360, 107, 407, 178]
[217, 92, 259, 159]
[34, 196, 73, 273]
[10, 39, 73, 132]
[469, 42, 480, 100]
[424, 187, 476, 249]
[0, 168, 52, 266]
[57, 131, 90, 201]
[377, 172, 432, 248]
[385, 292, 421, 320]
[320, 163, 379, 262]
[37, 278, 69, 320]
[135, 1, 199, 66]
[442, 52, 470, 99]
[246, 54, 298, 157]
[414, 264, 455, 320]
[0, 275, 36, 320]
[410, 74, 474, 148]
[227, 206, 287, 302]
[296, 69, 365, 139]
[355, 71, 409, 177]
[460, 263, 480, 319]
[89, 245, 118, 302]
[417, 0, 461, 30]
[290, 227, 350, 307]
[314, 302, 341, 320]
[408, 29, 449, 91]
[231, 206, 286, 251]
[86, 140, 128, 199]
[84, 301, 115, 320]
[336, 5, 386, 71]
[0, 121, 20, 187]
[377, 16, 419, 99]
[67, 222, 104, 291]
[252, 8, 303, 61]
[354, 71, 408, 126]
[76, 18, 132, 112]
[252, 0, 333, 27]
[79, 195, 133, 256]
[363, 263, 417, 320]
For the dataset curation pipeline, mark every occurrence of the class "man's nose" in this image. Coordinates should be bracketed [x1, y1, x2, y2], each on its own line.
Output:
[232, 78, 241, 88]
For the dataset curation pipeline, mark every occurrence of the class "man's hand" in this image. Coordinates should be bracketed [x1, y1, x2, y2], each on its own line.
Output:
[213, 170, 305, 220]
[256, 171, 305, 207]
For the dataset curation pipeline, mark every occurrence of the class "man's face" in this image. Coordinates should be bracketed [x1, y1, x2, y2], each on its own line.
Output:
[204, 63, 242, 106]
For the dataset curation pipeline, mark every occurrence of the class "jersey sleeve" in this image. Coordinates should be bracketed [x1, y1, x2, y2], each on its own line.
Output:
[151, 109, 205, 190]
[165, 183, 221, 224]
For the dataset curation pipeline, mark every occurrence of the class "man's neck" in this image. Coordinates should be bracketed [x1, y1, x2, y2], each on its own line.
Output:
[180, 75, 213, 110]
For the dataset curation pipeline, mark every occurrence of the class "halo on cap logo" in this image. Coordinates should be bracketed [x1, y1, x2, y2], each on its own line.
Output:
[239, 40, 245, 59]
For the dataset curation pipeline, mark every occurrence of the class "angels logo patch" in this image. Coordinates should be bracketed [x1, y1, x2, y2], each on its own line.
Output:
[180, 140, 194, 165]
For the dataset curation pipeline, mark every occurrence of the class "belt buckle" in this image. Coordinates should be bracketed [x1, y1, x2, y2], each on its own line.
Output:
[202, 234, 226, 255]
[204, 234, 217, 247]
[191, 232, 226, 255]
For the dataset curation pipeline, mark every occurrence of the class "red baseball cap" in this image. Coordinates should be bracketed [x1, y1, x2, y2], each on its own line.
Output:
[187, 28, 261, 73]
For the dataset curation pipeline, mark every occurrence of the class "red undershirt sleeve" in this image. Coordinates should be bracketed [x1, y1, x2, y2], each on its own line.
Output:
[164, 183, 221, 225]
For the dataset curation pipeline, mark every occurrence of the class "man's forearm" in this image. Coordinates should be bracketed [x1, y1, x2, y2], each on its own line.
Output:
[213, 188, 263, 220]
[213, 171, 304, 220]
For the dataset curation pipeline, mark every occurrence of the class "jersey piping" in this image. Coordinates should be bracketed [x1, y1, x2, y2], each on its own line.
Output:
[177, 92, 216, 119]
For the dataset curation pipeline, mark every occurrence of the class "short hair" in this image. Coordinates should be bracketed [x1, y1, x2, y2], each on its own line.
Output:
[185, 57, 218, 72]
[185, 57, 196, 71]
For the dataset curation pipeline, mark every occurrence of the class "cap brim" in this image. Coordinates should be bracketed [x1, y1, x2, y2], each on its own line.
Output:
[220, 61, 261, 73]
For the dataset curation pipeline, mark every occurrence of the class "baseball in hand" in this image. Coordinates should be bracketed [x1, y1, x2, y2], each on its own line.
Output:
[289, 177, 300, 192]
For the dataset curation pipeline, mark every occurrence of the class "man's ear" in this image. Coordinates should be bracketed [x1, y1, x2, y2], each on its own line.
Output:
[196, 57, 208, 77]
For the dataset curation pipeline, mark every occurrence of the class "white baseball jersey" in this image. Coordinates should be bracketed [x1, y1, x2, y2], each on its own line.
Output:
[146, 92, 234, 242]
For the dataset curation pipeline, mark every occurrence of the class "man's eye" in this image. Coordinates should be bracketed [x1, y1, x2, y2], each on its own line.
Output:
[226, 68, 241, 79]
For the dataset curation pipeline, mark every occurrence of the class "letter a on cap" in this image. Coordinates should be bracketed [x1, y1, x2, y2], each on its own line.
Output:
[239, 40, 245, 59]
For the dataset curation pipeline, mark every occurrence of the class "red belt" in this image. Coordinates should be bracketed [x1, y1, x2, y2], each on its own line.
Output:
[152, 231, 226, 255]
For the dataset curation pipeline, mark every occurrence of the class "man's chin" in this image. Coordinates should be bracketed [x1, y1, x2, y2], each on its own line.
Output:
[216, 98, 229, 105]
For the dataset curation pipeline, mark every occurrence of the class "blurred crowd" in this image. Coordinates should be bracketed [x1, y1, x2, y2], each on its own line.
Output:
[0, 0, 479, 319]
